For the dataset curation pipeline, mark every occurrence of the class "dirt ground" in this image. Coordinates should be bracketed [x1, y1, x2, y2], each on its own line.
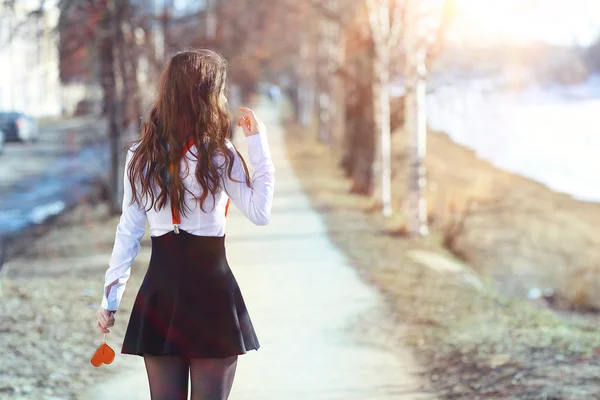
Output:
[392, 125, 600, 311]
[0, 203, 148, 400]
[281, 114, 600, 399]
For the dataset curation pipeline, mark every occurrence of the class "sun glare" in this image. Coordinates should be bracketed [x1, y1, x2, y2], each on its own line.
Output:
[451, 0, 600, 46]
[452, 0, 537, 44]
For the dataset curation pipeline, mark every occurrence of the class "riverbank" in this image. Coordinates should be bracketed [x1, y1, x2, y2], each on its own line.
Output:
[0, 115, 109, 239]
[281, 113, 600, 398]
[403, 124, 600, 311]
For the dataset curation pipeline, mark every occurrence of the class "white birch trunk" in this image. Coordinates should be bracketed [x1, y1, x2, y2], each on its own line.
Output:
[300, 84, 315, 128]
[366, 0, 393, 216]
[298, 28, 314, 127]
[162, 0, 173, 57]
[403, 0, 429, 236]
[205, 0, 217, 40]
[316, 16, 332, 144]
[379, 51, 392, 216]
[317, 0, 343, 146]
[331, 24, 346, 151]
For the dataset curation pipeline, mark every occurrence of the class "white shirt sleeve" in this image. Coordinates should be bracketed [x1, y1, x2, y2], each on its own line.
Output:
[219, 132, 275, 226]
[101, 147, 147, 312]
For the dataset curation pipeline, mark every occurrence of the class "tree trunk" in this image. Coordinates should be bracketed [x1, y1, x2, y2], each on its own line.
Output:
[346, 78, 375, 195]
[370, 45, 392, 215]
[228, 83, 242, 140]
[141, 0, 162, 72]
[297, 29, 314, 127]
[298, 84, 314, 127]
[341, 22, 376, 195]
[115, 1, 129, 131]
[128, 53, 143, 132]
[365, 0, 393, 216]
[330, 25, 346, 155]
[403, 0, 429, 236]
[100, 5, 121, 215]
[390, 95, 405, 133]
[316, 40, 332, 143]
[162, 0, 173, 58]
[205, 0, 217, 40]
[316, 0, 340, 145]
[117, 1, 142, 134]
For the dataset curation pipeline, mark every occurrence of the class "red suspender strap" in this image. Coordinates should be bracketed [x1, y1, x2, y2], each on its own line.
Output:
[225, 198, 231, 217]
[170, 137, 194, 233]
[170, 137, 232, 234]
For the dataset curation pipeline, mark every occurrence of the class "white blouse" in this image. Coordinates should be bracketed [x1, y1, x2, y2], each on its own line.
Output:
[100, 131, 275, 312]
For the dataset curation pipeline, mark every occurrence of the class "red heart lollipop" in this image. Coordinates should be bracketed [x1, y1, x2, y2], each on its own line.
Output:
[91, 336, 115, 367]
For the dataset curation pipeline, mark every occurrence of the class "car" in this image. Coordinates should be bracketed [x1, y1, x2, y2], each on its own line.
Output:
[74, 99, 93, 116]
[0, 112, 39, 142]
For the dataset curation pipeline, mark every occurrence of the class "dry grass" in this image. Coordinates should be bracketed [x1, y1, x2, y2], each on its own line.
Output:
[389, 126, 600, 311]
[0, 203, 151, 399]
[282, 112, 600, 398]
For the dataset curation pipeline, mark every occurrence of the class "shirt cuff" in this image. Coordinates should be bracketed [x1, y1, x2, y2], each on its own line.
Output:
[100, 296, 112, 311]
[101, 284, 124, 311]
[245, 132, 272, 168]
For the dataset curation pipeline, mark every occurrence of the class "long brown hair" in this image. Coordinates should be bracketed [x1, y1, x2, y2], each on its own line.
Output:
[127, 49, 251, 216]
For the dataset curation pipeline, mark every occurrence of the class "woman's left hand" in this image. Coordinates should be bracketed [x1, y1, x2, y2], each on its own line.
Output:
[96, 307, 116, 333]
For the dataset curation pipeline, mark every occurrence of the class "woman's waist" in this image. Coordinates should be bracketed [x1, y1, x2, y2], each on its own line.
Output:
[149, 228, 227, 258]
[148, 221, 226, 237]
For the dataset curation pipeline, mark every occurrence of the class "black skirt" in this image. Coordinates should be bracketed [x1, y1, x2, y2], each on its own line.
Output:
[121, 229, 260, 358]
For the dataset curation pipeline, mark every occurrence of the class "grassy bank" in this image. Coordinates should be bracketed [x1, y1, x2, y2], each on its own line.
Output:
[393, 125, 600, 312]
[0, 203, 149, 399]
[281, 115, 600, 399]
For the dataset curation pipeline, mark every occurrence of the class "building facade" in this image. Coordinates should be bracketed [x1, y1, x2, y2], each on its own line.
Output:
[0, 0, 62, 117]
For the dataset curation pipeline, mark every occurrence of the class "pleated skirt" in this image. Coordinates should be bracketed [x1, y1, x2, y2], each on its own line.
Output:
[121, 229, 260, 358]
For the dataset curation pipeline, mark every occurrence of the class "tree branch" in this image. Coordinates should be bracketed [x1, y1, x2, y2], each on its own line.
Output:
[365, 0, 383, 47]
[389, 0, 404, 50]
[426, 0, 456, 66]
[277, 0, 347, 26]
[0, 0, 47, 48]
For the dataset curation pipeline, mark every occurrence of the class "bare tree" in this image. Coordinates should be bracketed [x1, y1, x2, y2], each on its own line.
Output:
[403, 0, 429, 235]
[162, 0, 174, 57]
[58, 0, 149, 213]
[315, 0, 342, 145]
[97, 0, 121, 214]
[402, 0, 455, 236]
[340, 10, 376, 195]
[205, 0, 217, 40]
[365, 0, 402, 217]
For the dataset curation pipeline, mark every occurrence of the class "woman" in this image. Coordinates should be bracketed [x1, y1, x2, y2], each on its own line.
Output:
[95, 49, 275, 399]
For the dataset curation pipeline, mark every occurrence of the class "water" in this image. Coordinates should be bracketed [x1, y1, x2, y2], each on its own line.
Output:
[0, 143, 108, 237]
[423, 77, 600, 202]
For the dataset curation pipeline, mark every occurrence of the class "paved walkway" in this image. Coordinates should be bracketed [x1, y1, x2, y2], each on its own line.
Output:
[84, 100, 434, 399]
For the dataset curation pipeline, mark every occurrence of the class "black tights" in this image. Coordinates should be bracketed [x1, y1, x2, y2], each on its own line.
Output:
[143, 354, 238, 400]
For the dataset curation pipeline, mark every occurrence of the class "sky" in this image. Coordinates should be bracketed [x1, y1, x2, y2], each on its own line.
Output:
[10, 0, 600, 48]
[450, 0, 600, 46]
[165, 0, 600, 48]
[150, 0, 208, 13]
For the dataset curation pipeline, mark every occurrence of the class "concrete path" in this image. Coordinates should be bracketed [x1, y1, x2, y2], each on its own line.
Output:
[84, 100, 434, 399]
